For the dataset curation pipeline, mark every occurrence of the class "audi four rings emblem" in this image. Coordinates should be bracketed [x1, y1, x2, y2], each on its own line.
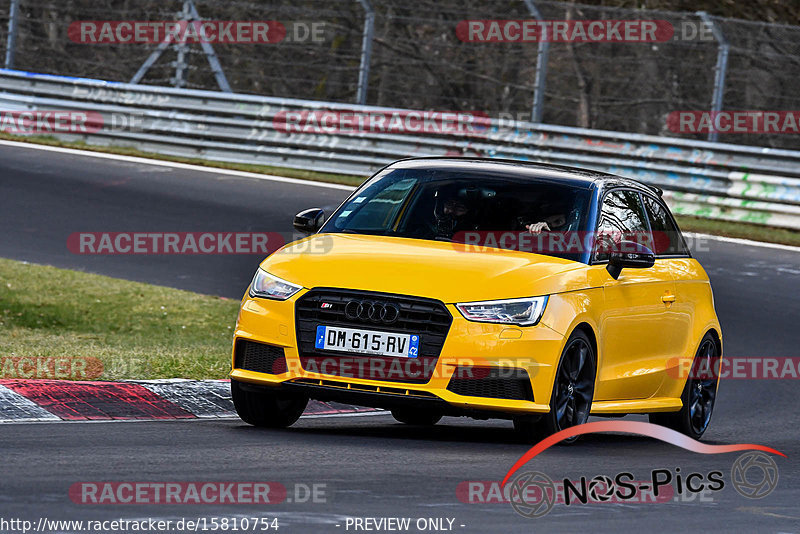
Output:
[343, 300, 401, 324]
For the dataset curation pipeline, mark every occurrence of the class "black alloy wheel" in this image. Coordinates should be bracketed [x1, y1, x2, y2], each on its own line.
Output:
[650, 333, 719, 439]
[515, 330, 595, 443]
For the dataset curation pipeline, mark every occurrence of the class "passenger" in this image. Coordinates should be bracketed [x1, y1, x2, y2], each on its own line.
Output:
[526, 213, 567, 234]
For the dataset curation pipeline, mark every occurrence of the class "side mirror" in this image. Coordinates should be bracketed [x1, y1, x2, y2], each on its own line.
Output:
[607, 241, 655, 279]
[293, 208, 325, 235]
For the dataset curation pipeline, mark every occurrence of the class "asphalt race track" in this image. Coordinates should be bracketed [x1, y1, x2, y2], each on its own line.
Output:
[1, 142, 798, 533]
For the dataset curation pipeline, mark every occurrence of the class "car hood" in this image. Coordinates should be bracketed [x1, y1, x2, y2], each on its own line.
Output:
[262, 233, 593, 303]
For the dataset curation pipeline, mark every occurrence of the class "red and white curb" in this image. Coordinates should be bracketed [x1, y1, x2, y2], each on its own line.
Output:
[0, 379, 383, 423]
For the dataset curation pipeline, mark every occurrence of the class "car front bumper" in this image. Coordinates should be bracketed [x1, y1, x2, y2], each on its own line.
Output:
[230, 291, 567, 415]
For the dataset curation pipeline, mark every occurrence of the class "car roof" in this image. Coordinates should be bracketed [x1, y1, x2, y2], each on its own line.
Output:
[389, 156, 663, 196]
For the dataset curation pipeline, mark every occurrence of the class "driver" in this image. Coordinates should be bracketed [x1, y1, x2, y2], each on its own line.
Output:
[433, 190, 473, 237]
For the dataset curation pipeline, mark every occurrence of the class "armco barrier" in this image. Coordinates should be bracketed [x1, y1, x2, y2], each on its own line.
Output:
[1, 69, 799, 229]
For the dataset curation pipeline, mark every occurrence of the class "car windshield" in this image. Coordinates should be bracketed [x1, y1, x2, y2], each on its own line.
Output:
[321, 166, 593, 261]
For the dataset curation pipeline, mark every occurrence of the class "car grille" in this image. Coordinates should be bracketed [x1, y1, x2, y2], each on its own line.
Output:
[234, 339, 287, 374]
[295, 288, 452, 383]
[447, 367, 534, 401]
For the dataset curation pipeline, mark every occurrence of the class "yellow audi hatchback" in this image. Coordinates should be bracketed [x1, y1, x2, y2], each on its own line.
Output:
[230, 158, 722, 441]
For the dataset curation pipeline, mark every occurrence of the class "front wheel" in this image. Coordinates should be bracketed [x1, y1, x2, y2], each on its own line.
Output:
[391, 408, 442, 426]
[516, 330, 596, 443]
[231, 380, 308, 428]
[650, 333, 719, 440]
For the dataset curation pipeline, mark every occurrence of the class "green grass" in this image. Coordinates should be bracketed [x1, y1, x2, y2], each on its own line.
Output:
[3, 132, 799, 246]
[675, 215, 800, 247]
[0, 258, 239, 380]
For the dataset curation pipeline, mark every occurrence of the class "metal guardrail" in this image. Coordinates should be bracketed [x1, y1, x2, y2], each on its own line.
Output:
[1, 69, 799, 229]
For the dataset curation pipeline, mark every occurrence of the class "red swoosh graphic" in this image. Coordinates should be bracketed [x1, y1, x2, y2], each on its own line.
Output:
[501, 421, 785, 487]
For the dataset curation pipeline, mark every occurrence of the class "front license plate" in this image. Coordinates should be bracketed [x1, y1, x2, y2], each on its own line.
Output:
[315, 326, 419, 358]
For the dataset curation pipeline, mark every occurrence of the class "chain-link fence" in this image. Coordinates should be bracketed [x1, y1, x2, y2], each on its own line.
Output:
[0, 0, 799, 149]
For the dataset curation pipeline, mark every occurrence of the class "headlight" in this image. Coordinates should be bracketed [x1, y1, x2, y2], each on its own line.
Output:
[455, 296, 549, 326]
[249, 269, 302, 300]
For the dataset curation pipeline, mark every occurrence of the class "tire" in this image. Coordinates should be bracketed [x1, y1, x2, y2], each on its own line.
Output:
[391, 408, 442, 426]
[650, 333, 719, 440]
[231, 380, 308, 428]
[513, 416, 546, 443]
[515, 329, 596, 444]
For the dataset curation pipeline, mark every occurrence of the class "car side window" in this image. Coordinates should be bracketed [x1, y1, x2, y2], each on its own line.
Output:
[642, 195, 689, 256]
[595, 189, 649, 262]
